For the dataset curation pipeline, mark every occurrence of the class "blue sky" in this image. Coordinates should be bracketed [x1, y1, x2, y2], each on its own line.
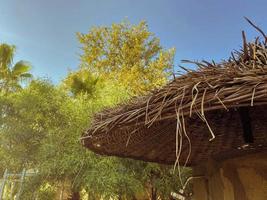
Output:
[0, 0, 267, 83]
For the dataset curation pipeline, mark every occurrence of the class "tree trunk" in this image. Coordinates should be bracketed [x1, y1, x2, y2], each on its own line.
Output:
[68, 190, 80, 200]
[151, 187, 157, 200]
[118, 193, 123, 200]
[131, 195, 138, 200]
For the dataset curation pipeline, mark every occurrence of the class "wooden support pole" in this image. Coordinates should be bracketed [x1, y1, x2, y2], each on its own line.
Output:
[238, 107, 254, 143]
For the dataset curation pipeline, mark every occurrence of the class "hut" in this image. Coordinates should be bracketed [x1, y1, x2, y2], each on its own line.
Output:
[81, 23, 267, 200]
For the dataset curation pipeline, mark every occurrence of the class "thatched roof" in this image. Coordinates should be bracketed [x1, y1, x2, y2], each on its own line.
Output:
[82, 22, 267, 166]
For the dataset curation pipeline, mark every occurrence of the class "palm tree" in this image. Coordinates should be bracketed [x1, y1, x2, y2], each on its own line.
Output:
[0, 43, 32, 93]
[63, 69, 99, 97]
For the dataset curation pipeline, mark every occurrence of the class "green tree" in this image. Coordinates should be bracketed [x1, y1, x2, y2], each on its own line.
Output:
[74, 20, 175, 95]
[0, 43, 32, 93]
[63, 69, 99, 97]
[0, 80, 92, 199]
[63, 20, 191, 200]
[0, 79, 139, 200]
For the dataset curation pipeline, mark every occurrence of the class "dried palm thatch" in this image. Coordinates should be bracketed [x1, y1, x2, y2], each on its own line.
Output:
[82, 20, 267, 166]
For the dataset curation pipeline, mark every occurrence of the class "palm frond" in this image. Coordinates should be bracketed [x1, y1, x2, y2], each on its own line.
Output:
[12, 61, 32, 75]
[0, 43, 15, 69]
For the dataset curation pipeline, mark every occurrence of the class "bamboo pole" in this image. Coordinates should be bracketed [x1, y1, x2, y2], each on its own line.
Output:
[16, 168, 26, 200]
[0, 169, 8, 200]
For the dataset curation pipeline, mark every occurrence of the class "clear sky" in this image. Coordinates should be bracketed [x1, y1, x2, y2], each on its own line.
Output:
[1, 0, 267, 83]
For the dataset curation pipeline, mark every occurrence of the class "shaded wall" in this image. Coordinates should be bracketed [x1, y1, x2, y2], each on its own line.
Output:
[192, 151, 267, 200]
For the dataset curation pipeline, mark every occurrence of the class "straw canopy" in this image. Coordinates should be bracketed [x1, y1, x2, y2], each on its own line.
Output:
[82, 22, 267, 166]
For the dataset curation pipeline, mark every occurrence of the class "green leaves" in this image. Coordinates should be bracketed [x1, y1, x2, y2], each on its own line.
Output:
[0, 43, 15, 70]
[63, 69, 99, 97]
[0, 43, 33, 93]
[12, 61, 32, 75]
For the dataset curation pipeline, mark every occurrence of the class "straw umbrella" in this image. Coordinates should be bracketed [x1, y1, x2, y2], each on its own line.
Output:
[82, 20, 267, 200]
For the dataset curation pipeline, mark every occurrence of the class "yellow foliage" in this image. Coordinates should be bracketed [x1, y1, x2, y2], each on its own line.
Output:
[76, 20, 175, 95]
